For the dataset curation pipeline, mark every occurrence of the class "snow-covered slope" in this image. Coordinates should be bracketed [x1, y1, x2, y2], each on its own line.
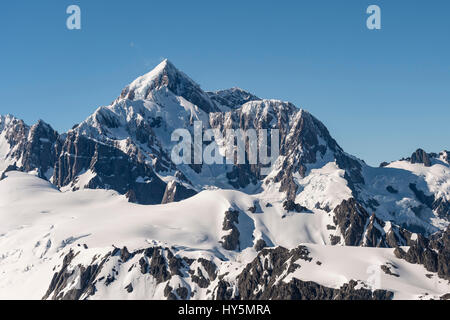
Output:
[0, 172, 448, 300]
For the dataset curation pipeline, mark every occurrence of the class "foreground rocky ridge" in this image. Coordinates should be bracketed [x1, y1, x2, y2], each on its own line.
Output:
[43, 239, 450, 300]
[394, 227, 449, 281]
[42, 244, 393, 300]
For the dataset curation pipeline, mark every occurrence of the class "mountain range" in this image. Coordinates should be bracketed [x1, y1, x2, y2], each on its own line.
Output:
[0, 60, 448, 300]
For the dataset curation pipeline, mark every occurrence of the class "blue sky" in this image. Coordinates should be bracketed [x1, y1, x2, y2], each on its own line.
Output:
[0, 0, 449, 166]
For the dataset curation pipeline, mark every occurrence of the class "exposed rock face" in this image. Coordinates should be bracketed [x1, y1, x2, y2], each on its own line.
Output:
[0, 117, 59, 180]
[394, 227, 450, 280]
[43, 249, 106, 300]
[21, 120, 59, 179]
[410, 149, 431, 167]
[124, 283, 133, 293]
[409, 183, 434, 209]
[236, 246, 311, 299]
[190, 258, 218, 289]
[198, 258, 217, 281]
[283, 200, 307, 213]
[161, 181, 196, 204]
[44, 245, 205, 300]
[209, 100, 365, 200]
[207, 87, 260, 109]
[432, 197, 450, 220]
[0, 115, 30, 173]
[161, 181, 197, 204]
[332, 198, 413, 248]
[0, 117, 57, 179]
[139, 247, 172, 283]
[0, 115, 29, 159]
[386, 185, 398, 194]
[0, 116, 182, 205]
[333, 198, 369, 246]
[254, 239, 267, 251]
[407, 183, 449, 220]
[364, 213, 387, 247]
[220, 209, 240, 251]
[384, 225, 414, 248]
[0, 164, 18, 180]
[272, 109, 363, 200]
[381, 264, 400, 277]
[53, 132, 167, 204]
[226, 246, 393, 300]
[215, 280, 234, 300]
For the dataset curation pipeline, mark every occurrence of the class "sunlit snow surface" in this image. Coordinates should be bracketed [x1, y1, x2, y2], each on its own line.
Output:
[0, 172, 448, 300]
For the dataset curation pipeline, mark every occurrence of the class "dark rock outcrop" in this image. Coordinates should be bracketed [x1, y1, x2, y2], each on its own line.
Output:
[44, 245, 208, 300]
[226, 245, 393, 300]
[381, 264, 399, 277]
[410, 149, 431, 167]
[386, 186, 398, 194]
[333, 198, 369, 246]
[394, 227, 449, 280]
[283, 200, 307, 213]
[409, 183, 434, 209]
[333, 198, 413, 248]
[43, 249, 107, 300]
[53, 132, 167, 205]
[254, 239, 267, 251]
[21, 120, 59, 179]
[432, 197, 450, 220]
[220, 209, 240, 251]
[161, 181, 197, 204]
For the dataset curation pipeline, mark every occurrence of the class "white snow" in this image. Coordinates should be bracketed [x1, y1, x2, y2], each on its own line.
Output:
[295, 162, 353, 211]
[0, 171, 448, 299]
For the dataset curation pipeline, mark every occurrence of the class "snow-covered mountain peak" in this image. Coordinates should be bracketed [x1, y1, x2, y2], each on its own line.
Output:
[122, 59, 180, 98]
[119, 59, 219, 113]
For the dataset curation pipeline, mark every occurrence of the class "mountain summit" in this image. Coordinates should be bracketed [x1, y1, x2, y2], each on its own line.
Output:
[120, 59, 219, 113]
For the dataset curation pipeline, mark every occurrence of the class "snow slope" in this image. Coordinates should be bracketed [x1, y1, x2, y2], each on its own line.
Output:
[0, 172, 448, 299]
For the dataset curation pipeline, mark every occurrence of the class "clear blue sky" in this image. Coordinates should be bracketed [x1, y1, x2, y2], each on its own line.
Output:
[0, 0, 449, 166]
